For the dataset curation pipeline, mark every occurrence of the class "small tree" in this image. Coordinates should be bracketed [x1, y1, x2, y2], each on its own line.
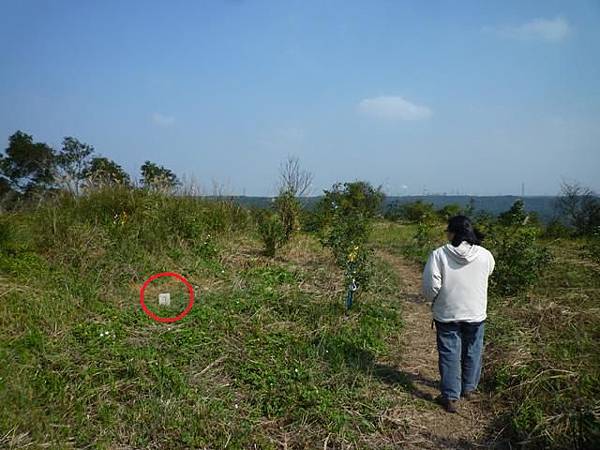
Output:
[555, 182, 600, 236]
[488, 222, 552, 296]
[404, 220, 438, 264]
[397, 200, 436, 223]
[83, 157, 131, 188]
[273, 156, 313, 243]
[56, 137, 95, 195]
[140, 160, 179, 192]
[437, 203, 462, 221]
[463, 197, 476, 217]
[498, 199, 528, 226]
[0, 131, 56, 195]
[273, 190, 300, 242]
[320, 181, 384, 222]
[256, 210, 286, 257]
[278, 155, 313, 197]
[319, 181, 384, 293]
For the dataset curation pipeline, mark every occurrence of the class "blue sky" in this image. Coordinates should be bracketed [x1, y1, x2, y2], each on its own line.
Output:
[1, 0, 599, 196]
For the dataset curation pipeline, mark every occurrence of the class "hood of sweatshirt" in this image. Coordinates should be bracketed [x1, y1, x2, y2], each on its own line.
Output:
[442, 241, 481, 265]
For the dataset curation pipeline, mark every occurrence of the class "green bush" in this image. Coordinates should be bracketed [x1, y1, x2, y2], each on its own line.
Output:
[318, 181, 384, 225]
[318, 181, 383, 291]
[488, 224, 552, 296]
[544, 218, 572, 238]
[273, 190, 301, 242]
[256, 211, 286, 257]
[413, 221, 438, 263]
[384, 200, 436, 223]
[436, 203, 462, 221]
[321, 210, 373, 288]
[298, 208, 321, 233]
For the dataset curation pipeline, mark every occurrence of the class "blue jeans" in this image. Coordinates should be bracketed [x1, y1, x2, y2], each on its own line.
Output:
[435, 320, 485, 400]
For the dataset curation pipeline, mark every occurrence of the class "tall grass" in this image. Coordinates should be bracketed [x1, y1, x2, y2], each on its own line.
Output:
[0, 186, 405, 448]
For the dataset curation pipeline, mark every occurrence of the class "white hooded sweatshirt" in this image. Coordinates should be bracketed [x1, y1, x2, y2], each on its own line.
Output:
[422, 241, 495, 323]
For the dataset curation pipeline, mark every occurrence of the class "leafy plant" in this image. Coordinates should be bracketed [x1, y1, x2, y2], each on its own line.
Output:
[140, 160, 179, 192]
[555, 182, 600, 236]
[83, 157, 131, 188]
[0, 130, 56, 195]
[385, 200, 436, 223]
[401, 220, 439, 264]
[257, 211, 286, 257]
[273, 190, 301, 243]
[498, 199, 528, 226]
[544, 218, 572, 238]
[321, 209, 372, 288]
[436, 203, 463, 220]
[319, 181, 383, 291]
[56, 137, 95, 195]
[488, 224, 552, 296]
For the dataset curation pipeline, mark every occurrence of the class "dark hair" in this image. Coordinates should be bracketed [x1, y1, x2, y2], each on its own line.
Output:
[447, 215, 484, 247]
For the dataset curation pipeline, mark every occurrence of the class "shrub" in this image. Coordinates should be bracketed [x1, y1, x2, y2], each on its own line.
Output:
[318, 181, 383, 291]
[488, 224, 552, 296]
[498, 199, 528, 226]
[437, 203, 462, 221]
[257, 211, 286, 257]
[298, 208, 321, 233]
[273, 190, 301, 242]
[555, 182, 600, 236]
[544, 218, 572, 238]
[319, 181, 384, 225]
[402, 221, 438, 264]
[321, 209, 372, 289]
[385, 200, 436, 223]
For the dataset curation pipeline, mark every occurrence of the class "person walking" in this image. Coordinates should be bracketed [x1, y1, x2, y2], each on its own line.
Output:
[422, 215, 495, 413]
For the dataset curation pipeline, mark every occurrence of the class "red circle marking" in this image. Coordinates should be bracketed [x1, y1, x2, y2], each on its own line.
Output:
[140, 272, 195, 323]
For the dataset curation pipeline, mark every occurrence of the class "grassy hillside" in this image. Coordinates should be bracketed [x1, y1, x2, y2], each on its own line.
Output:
[1, 188, 598, 448]
[0, 188, 406, 449]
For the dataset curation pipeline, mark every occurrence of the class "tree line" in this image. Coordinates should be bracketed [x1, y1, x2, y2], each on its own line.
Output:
[0, 130, 179, 204]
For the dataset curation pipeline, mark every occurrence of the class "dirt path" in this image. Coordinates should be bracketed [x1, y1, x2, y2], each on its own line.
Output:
[377, 250, 498, 449]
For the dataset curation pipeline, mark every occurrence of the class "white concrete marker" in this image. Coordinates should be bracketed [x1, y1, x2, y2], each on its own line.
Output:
[158, 293, 171, 306]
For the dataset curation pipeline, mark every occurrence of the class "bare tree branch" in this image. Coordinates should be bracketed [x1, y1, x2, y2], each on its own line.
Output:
[278, 156, 313, 197]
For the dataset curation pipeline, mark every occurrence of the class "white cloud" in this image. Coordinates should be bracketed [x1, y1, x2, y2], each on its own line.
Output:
[358, 96, 432, 121]
[151, 112, 175, 127]
[485, 16, 571, 42]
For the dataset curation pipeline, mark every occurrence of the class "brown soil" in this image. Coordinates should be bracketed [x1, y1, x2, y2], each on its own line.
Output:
[376, 250, 502, 449]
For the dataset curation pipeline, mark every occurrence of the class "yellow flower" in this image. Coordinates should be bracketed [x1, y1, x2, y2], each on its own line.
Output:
[347, 245, 360, 262]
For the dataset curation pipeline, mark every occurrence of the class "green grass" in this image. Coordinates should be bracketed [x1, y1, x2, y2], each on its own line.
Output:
[6, 190, 596, 448]
[0, 188, 406, 449]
